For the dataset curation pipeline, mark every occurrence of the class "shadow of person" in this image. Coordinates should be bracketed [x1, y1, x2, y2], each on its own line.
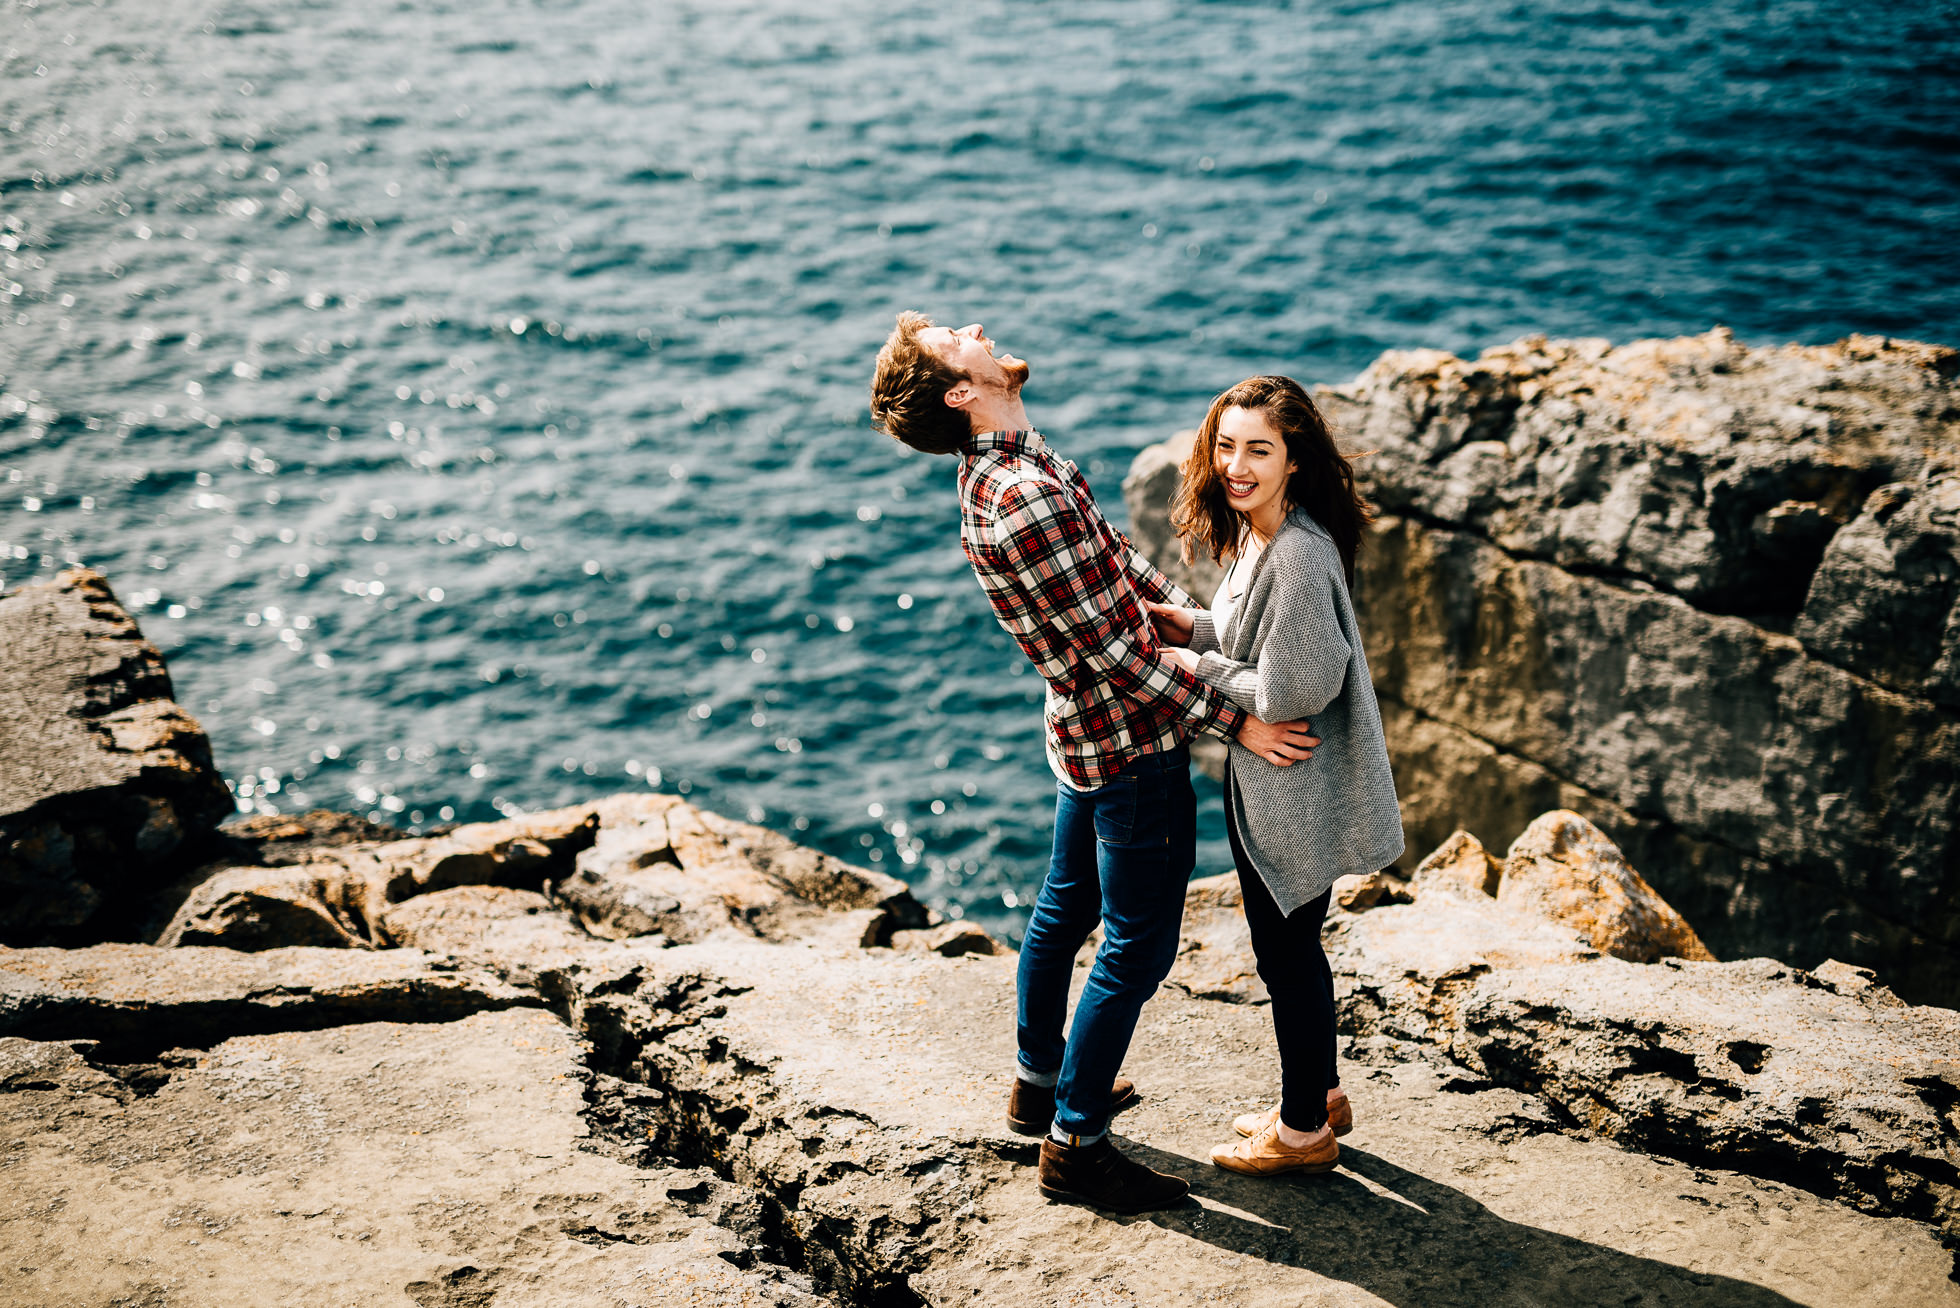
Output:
[1110, 1138, 1802, 1307]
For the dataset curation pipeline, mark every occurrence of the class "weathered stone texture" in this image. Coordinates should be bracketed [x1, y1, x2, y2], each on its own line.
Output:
[0, 942, 537, 1060]
[1125, 331, 1960, 1005]
[154, 792, 931, 962]
[0, 1011, 835, 1307]
[1797, 475, 1960, 709]
[1170, 825, 1960, 1248]
[0, 570, 231, 942]
[1325, 331, 1958, 617]
[5, 832, 1957, 1303]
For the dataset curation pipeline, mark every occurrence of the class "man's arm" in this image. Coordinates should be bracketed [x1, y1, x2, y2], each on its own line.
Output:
[988, 482, 1241, 741]
[1120, 541, 1195, 609]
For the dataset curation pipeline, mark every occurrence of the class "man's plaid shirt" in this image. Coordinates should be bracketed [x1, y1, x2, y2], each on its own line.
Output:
[957, 428, 1244, 790]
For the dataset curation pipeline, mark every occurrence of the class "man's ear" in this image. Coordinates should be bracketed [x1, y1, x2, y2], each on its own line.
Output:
[943, 380, 974, 411]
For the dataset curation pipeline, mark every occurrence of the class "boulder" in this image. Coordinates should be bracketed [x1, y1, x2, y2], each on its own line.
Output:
[1322, 331, 1958, 616]
[557, 795, 783, 943]
[1125, 332, 1960, 1004]
[1411, 829, 1502, 900]
[558, 794, 930, 946]
[157, 793, 936, 964]
[0, 570, 231, 943]
[379, 885, 596, 984]
[1498, 810, 1715, 963]
[154, 857, 389, 950]
[1332, 869, 1409, 913]
[889, 921, 1002, 957]
[156, 804, 600, 950]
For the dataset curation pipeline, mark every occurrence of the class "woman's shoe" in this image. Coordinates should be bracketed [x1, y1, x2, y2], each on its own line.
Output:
[1209, 1119, 1339, 1176]
[1232, 1087, 1351, 1138]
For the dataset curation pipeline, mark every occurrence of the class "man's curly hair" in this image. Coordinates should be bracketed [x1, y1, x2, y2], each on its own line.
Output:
[868, 311, 971, 456]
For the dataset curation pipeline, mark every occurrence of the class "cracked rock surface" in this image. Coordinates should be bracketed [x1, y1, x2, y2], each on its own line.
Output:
[1170, 841, 1960, 1257]
[1124, 330, 1960, 1005]
[536, 932, 1956, 1306]
[5, 885, 1957, 1303]
[0, 1010, 836, 1307]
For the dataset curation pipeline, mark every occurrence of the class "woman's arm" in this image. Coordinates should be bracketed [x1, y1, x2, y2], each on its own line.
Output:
[1195, 547, 1351, 722]
[1187, 605, 1221, 656]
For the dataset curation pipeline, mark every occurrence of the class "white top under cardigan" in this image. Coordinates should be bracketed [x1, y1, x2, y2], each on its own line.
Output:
[1208, 531, 1262, 635]
[1191, 507, 1404, 913]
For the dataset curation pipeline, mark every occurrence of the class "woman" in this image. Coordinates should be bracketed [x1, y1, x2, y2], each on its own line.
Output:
[1149, 375, 1403, 1176]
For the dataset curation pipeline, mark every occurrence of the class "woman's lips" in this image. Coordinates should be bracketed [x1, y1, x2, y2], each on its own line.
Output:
[1225, 479, 1256, 497]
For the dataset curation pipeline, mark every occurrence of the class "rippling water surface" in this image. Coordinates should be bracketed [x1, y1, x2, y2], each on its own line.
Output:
[4, 0, 1956, 939]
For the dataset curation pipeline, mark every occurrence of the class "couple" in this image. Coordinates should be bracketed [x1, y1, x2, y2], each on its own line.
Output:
[867, 313, 1402, 1215]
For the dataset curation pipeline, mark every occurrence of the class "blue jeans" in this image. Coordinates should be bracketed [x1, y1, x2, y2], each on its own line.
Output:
[1016, 744, 1195, 1138]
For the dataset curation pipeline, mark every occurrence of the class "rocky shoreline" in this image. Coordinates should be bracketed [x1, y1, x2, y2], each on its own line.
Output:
[5, 331, 1960, 1305]
[1127, 328, 1960, 1008]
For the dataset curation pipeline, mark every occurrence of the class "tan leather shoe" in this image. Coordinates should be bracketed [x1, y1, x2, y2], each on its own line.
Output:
[1232, 1087, 1352, 1138]
[1210, 1119, 1339, 1176]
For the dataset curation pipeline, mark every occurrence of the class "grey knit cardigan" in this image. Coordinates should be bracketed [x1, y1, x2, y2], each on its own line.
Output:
[1189, 507, 1404, 914]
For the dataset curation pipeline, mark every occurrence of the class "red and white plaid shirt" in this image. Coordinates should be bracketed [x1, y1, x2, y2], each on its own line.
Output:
[957, 428, 1244, 790]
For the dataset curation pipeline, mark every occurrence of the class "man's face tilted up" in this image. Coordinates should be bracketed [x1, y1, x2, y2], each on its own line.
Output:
[920, 322, 1031, 402]
[868, 312, 1033, 456]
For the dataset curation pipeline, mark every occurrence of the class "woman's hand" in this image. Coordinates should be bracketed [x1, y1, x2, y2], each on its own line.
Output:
[1145, 600, 1196, 647]
[1163, 645, 1202, 675]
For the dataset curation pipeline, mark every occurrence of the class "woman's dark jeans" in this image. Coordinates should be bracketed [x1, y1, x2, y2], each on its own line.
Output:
[1226, 764, 1339, 1133]
[1016, 745, 1195, 1139]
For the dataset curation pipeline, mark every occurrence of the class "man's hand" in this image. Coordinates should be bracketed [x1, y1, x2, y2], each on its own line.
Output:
[1236, 715, 1320, 766]
[1144, 600, 1196, 647]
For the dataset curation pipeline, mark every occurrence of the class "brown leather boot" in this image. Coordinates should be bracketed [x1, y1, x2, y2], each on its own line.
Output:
[1007, 1077, 1138, 1136]
[1038, 1135, 1190, 1213]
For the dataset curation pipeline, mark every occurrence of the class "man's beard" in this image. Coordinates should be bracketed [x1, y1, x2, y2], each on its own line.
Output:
[999, 355, 1031, 392]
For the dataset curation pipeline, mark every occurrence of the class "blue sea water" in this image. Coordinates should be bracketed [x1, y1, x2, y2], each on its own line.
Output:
[3, 0, 1957, 941]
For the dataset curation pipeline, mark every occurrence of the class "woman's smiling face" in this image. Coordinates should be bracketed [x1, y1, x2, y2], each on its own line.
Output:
[1214, 405, 1296, 528]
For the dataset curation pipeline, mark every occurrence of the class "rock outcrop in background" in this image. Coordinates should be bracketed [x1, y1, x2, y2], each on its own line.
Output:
[1126, 330, 1960, 1006]
[0, 570, 233, 946]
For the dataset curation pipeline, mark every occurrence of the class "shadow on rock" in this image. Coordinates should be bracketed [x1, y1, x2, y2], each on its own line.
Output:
[1117, 1140, 1801, 1307]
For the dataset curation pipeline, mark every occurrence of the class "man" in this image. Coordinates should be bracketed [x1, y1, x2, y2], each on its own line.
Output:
[867, 312, 1320, 1213]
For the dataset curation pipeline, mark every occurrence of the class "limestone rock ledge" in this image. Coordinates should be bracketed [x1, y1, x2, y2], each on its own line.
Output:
[5, 814, 1957, 1305]
[1124, 330, 1960, 1006]
[1172, 820, 1960, 1248]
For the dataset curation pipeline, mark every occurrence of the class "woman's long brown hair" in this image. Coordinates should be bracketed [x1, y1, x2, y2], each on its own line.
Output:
[1169, 375, 1376, 587]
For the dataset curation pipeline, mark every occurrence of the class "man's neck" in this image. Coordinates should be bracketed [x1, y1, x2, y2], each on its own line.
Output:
[966, 395, 1030, 438]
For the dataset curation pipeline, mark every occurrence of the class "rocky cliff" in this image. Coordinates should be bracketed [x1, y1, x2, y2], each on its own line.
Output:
[3, 567, 1959, 1304]
[1124, 330, 1960, 1007]
[0, 570, 233, 946]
